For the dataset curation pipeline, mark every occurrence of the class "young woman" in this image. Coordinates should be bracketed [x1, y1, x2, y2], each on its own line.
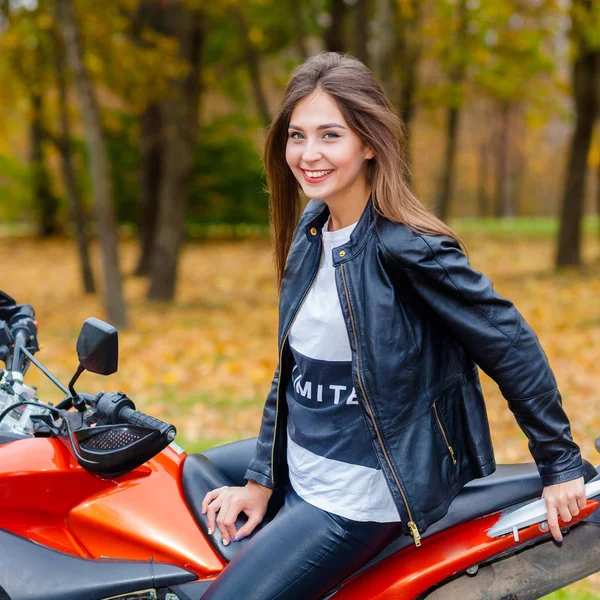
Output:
[201, 52, 586, 599]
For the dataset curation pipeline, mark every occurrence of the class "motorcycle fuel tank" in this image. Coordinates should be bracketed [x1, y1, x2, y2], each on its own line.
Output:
[0, 437, 223, 578]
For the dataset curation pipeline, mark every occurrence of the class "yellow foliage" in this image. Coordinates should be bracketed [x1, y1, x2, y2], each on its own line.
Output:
[36, 13, 54, 31]
[84, 51, 104, 77]
[589, 142, 600, 169]
[248, 27, 264, 47]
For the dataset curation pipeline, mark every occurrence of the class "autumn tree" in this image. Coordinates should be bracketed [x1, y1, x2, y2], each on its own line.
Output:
[129, 1, 166, 277]
[472, 1, 557, 218]
[391, 0, 423, 182]
[232, 3, 271, 127]
[49, 24, 96, 293]
[430, 0, 471, 222]
[556, 0, 600, 267]
[147, 1, 208, 301]
[424, 0, 559, 220]
[324, 0, 346, 53]
[56, 0, 128, 326]
[0, 3, 60, 237]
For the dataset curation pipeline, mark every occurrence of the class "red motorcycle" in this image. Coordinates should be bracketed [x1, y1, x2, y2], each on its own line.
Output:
[0, 294, 598, 600]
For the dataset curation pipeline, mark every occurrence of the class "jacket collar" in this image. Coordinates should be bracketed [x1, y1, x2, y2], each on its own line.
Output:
[303, 194, 376, 266]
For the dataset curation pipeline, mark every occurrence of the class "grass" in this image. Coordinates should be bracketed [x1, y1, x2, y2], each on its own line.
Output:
[451, 215, 599, 238]
[2, 215, 599, 242]
[543, 589, 599, 600]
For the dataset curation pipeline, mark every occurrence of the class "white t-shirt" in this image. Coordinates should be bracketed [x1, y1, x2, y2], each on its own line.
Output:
[285, 215, 401, 523]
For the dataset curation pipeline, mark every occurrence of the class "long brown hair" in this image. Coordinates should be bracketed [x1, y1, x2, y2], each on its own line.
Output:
[263, 51, 466, 291]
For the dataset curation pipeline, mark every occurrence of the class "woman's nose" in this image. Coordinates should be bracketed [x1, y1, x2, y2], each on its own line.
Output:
[302, 139, 322, 162]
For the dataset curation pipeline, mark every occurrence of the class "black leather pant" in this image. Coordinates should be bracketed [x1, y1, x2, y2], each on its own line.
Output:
[202, 485, 403, 600]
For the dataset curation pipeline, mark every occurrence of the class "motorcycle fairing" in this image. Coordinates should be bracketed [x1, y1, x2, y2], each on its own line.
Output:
[0, 528, 196, 600]
[0, 437, 224, 577]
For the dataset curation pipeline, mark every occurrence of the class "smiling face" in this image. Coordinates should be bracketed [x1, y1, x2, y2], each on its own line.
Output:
[285, 89, 374, 208]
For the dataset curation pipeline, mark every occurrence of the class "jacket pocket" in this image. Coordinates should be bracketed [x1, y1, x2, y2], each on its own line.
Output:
[432, 401, 457, 465]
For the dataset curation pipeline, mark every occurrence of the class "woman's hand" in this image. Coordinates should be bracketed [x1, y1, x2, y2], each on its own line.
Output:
[541, 476, 586, 542]
[201, 481, 273, 546]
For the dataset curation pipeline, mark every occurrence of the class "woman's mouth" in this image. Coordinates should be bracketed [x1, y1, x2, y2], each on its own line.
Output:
[301, 168, 334, 183]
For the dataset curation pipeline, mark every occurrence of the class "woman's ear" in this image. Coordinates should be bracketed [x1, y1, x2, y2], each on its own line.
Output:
[365, 147, 375, 160]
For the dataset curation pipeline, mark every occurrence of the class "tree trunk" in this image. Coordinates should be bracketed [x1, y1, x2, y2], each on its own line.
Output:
[30, 91, 59, 238]
[511, 104, 526, 217]
[494, 99, 513, 218]
[374, 0, 393, 94]
[437, 105, 461, 221]
[148, 3, 207, 301]
[478, 138, 490, 218]
[53, 31, 96, 294]
[232, 5, 270, 127]
[134, 102, 162, 276]
[324, 0, 346, 53]
[289, 0, 308, 61]
[597, 159, 600, 244]
[129, 1, 164, 277]
[354, 0, 368, 66]
[393, 0, 422, 184]
[57, 0, 127, 327]
[434, 0, 468, 222]
[556, 1, 599, 267]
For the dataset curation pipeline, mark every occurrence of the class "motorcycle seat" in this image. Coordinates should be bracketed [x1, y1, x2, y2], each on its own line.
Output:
[181, 437, 598, 568]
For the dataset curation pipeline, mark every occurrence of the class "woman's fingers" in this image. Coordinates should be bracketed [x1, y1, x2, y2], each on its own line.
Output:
[216, 496, 238, 545]
[202, 484, 270, 545]
[234, 511, 263, 540]
[220, 498, 243, 545]
[206, 495, 223, 536]
[202, 487, 224, 514]
[557, 498, 573, 523]
[567, 493, 581, 519]
[544, 500, 562, 542]
[542, 477, 587, 542]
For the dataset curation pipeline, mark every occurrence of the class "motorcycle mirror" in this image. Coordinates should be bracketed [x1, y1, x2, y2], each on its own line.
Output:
[76, 317, 118, 376]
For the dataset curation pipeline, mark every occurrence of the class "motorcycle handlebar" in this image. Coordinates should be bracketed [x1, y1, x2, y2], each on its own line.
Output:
[6, 311, 38, 373]
[117, 406, 177, 442]
[10, 329, 28, 373]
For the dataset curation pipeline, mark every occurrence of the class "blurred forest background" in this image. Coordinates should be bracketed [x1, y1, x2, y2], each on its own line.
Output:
[0, 0, 599, 596]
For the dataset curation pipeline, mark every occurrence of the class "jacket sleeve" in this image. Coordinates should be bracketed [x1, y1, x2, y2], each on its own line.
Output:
[381, 231, 584, 487]
[244, 365, 280, 490]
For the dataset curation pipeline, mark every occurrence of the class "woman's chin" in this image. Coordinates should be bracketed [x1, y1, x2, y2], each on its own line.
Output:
[301, 187, 326, 200]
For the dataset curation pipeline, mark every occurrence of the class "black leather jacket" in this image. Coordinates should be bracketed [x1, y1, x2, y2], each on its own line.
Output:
[244, 197, 584, 547]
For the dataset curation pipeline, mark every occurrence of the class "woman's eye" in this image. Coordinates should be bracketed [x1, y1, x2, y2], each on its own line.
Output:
[287, 131, 339, 140]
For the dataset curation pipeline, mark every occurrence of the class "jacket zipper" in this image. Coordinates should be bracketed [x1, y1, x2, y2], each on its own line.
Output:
[340, 263, 422, 548]
[432, 402, 457, 465]
[271, 240, 324, 485]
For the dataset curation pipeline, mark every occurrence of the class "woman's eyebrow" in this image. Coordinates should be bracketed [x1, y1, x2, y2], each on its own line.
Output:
[288, 123, 347, 131]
